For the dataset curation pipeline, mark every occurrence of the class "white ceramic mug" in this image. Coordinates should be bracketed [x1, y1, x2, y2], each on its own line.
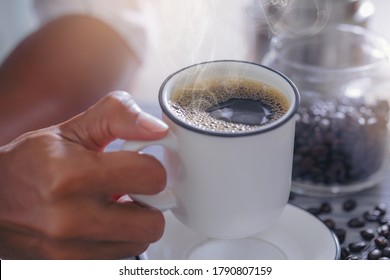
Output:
[121, 60, 300, 239]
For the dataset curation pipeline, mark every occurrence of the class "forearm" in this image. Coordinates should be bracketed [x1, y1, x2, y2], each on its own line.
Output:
[0, 15, 140, 146]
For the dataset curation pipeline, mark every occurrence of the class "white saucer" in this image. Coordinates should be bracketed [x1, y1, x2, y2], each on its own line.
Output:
[140, 204, 340, 260]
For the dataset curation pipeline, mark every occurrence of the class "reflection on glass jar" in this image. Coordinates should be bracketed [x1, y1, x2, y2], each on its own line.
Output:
[263, 24, 390, 196]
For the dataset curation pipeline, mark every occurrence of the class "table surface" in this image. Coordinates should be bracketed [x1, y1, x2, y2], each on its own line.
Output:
[107, 103, 390, 260]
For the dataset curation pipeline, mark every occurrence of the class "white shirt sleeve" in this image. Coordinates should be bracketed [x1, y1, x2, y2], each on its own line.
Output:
[33, 0, 155, 62]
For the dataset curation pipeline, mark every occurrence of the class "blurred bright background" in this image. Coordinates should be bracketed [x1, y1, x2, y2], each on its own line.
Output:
[138, 0, 390, 104]
[1, 0, 390, 105]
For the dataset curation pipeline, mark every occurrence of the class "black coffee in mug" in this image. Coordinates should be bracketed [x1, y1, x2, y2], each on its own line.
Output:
[168, 77, 289, 133]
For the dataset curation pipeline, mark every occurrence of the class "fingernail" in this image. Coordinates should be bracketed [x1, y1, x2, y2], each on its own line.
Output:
[137, 111, 169, 132]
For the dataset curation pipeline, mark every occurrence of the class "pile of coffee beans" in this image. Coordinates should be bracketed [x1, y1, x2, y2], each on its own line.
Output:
[292, 196, 390, 260]
[292, 98, 389, 186]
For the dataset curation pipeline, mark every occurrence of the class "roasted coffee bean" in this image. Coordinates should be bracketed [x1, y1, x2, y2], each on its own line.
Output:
[323, 219, 336, 230]
[374, 236, 389, 249]
[340, 247, 350, 260]
[363, 210, 381, 222]
[343, 199, 357, 212]
[348, 217, 365, 228]
[378, 224, 390, 238]
[367, 249, 382, 260]
[348, 241, 367, 253]
[378, 217, 390, 225]
[345, 255, 360, 260]
[320, 202, 332, 214]
[382, 247, 390, 258]
[360, 228, 376, 241]
[333, 228, 346, 244]
[375, 203, 387, 216]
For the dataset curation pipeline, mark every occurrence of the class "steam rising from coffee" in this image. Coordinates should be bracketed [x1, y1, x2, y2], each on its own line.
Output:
[153, 0, 334, 81]
[259, 0, 332, 38]
[155, 0, 249, 71]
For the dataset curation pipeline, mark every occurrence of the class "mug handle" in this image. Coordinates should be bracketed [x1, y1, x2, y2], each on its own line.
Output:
[120, 132, 178, 211]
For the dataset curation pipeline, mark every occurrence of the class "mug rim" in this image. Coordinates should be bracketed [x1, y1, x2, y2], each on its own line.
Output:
[158, 60, 300, 137]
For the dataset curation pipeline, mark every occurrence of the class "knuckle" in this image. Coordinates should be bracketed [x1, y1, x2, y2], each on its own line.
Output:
[105, 91, 137, 112]
[19, 132, 84, 202]
[44, 169, 83, 201]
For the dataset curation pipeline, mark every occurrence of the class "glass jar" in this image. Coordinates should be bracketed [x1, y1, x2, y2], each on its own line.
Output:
[245, 0, 374, 63]
[263, 24, 390, 196]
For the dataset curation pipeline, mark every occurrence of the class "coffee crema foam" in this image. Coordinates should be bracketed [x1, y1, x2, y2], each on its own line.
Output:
[168, 77, 290, 133]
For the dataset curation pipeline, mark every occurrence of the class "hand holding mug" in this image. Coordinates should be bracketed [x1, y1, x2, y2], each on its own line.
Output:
[0, 91, 168, 259]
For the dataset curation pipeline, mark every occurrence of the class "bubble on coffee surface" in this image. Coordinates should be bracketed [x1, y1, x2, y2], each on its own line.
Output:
[168, 77, 289, 133]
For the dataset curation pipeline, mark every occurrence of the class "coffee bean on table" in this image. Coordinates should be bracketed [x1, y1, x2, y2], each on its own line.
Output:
[343, 199, 356, 212]
[378, 224, 390, 238]
[378, 217, 390, 225]
[360, 228, 376, 241]
[348, 217, 366, 228]
[374, 236, 389, 249]
[348, 241, 367, 253]
[333, 228, 346, 244]
[363, 210, 381, 222]
[374, 203, 387, 216]
[382, 247, 390, 258]
[345, 255, 360, 260]
[323, 219, 336, 230]
[367, 249, 382, 260]
[320, 202, 332, 214]
[343, 199, 357, 212]
[340, 247, 350, 260]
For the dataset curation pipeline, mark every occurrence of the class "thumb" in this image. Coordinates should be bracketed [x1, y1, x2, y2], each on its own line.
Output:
[59, 91, 169, 150]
